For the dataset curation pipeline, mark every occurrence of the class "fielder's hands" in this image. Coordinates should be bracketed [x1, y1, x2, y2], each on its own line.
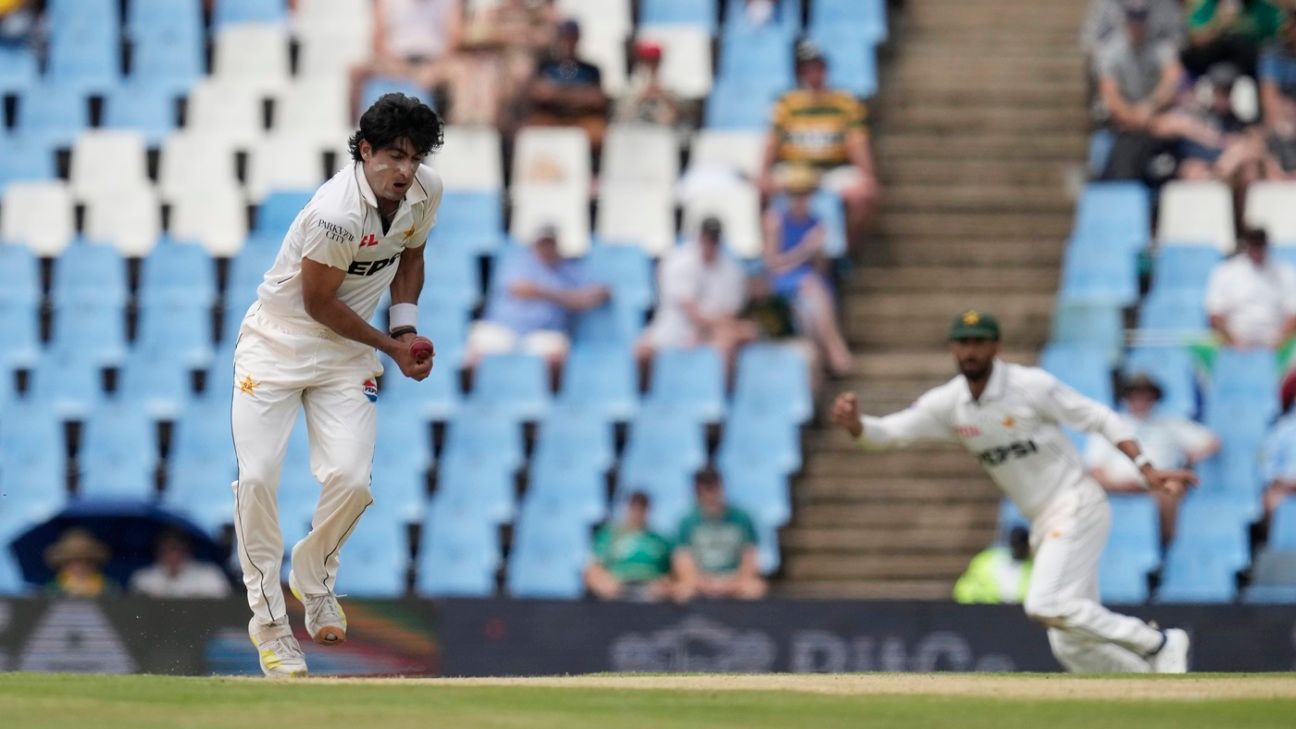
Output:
[830, 392, 864, 438]
[387, 332, 433, 381]
[1143, 468, 1199, 497]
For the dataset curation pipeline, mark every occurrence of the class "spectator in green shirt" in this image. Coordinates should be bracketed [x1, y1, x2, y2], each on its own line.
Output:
[584, 492, 675, 601]
[953, 527, 1034, 605]
[673, 469, 768, 601]
[1184, 0, 1284, 77]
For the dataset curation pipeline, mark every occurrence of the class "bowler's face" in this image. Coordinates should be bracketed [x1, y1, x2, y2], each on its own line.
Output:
[362, 138, 422, 203]
[950, 337, 999, 380]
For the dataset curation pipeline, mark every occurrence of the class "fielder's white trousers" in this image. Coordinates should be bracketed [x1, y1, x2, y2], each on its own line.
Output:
[1024, 483, 1163, 673]
[231, 306, 381, 627]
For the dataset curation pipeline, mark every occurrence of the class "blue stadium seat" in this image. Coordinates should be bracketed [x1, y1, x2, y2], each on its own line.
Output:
[369, 458, 430, 524]
[136, 303, 217, 370]
[214, 0, 287, 26]
[227, 244, 280, 308]
[1196, 446, 1265, 496]
[1138, 291, 1208, 335]
[469, 352, 552, 422]
[116, 352, 194, 420]
[1250, 549, 1296, 588]
[128, 0, 204, 40]
[525, 460, 608, 526]
[1107, 494, 1160, 554]
[140, 240, 216, 307]
[417, 500, 501, 597]
[361, 77, 433, 111]
[422, 244, 481, 310]
[373, 402, 432, 473]
[334, 508, 407, 597]
[163, 405, 237, 532]
[584, 244, 654, 313]
[1059, 243, 1138, 307]
[129, 27, 205, 95]
[104, 83, 178, 145]
[506, 517, 588, 599]
[442, 410, 524, 474]
[1123, 346, 1197, 419]
[0, 135, 56, 192]
[47, 15, 121, 94]
[806, 27, 879, 98]
[533, 412, 615, 475]
[1049, 301, 1123, 360]
[1205, 398, 1274, 469]
[1171, 492, 1255, 569]
[1157, 544, 1239, 603]
[52, 242, 128, 309]
[1150, 245, 1222, 297]
[573, 302, 643, 345]
[619, 410, 706, 531]
[0, 302, 39, 371]
[614, 465, 694, 537]
[1072, 182, 1151, 252]
[50, 303, 128, 368]
[27, 355, 108, 420]
[720, 462, 791, 529]
[0, 246, 39, 308]
[1210, 348, 1280, 404]
[0, 44, 38, 95]
[433, 454, 516, 525]
[557, 343, 638, 422]
[1040, 344, 1114, 406]
[253, 190, 313, 238]
[1098, 543, 1152, 603]
[426, 190, 505, 254]
[646, 347, 726, 423]
[17, 84, 90, 149]
[705, 80, 782, 129]
[0, 457, 66, 538]
[718, 27, 795, 92]
[1242, 585, 1296, 604]
[77, 405, 157, 499]
[1272, 499, 1296, 550]
[378, 351, 463, 421]
[733, 343, 812, 424]
[639, 0, 718, 31]
[723, 0, 800, 36]
[0, 403, 64, 471]
[809, 0, 887, 43]
[716, 411, 800, 478]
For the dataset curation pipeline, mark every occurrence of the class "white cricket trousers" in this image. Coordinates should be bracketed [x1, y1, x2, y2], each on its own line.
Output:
[231, 306, 381, 628]
[1024, 483, 1164, 672]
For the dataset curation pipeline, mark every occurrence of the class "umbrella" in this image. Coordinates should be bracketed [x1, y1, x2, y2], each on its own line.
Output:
[9, 498, 228, 587]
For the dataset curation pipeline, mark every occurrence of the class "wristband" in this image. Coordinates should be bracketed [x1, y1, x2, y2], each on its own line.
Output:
[1133, 454, 1153, 470]
[389, 325, 417, 339]
[390, 303, 418, 330]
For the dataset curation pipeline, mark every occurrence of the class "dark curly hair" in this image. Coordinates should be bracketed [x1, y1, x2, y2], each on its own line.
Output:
[348, 93, 444, 162]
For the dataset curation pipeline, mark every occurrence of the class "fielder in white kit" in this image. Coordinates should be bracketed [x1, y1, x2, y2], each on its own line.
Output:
[231, 94, 443, 677]
[831, 311, 1196, 673]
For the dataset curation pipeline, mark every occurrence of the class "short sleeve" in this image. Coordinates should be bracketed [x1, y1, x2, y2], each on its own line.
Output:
[591, 526, 611, 562]
[1203, 263, 1230, 315]
[737, 511, 758, 546]
[1168, 417, 1217, 456]
[1095, 41, 1121, 79]
[770, 95, 790, 133]
[301, 210, 359, 270]
[1280, 265, 1296, 314]
[1187, 0, 1215, 30]
[845, 95, 867, 129]
[1259, 47, 1280, 83]
[676, 514, 696, 547]
[407, 167, 443, 249]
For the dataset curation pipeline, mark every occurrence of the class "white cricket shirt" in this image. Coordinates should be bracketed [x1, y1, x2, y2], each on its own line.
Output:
[1204, 255, 1296, 347]
[854, 360, 1135, 521]
[256, 162, 443, 331]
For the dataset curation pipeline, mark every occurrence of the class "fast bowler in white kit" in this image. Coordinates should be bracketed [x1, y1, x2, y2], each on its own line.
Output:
[831, 311, 1195, 673]
[231, 94, 443, 677]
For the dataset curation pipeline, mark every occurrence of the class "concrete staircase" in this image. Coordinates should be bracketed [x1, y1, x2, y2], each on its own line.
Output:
[778, 0, 1088, 599]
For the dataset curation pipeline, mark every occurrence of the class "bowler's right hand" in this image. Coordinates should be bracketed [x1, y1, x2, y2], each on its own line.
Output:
[386, 336, 433, 381]
[830, 392, 863, 438]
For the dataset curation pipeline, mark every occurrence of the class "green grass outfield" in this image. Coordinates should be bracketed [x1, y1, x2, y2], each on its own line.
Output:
[2, 673, 1295, 729]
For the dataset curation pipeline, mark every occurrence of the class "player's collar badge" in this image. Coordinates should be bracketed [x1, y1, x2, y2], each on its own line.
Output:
[238, 375, 258, 396]
[1001, 415, 1015, 429]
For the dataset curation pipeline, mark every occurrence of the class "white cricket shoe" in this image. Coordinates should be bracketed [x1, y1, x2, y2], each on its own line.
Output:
[249, 620, 308, 678]
[1150, 628, 1190, 673]
[289, 570, 348, 646]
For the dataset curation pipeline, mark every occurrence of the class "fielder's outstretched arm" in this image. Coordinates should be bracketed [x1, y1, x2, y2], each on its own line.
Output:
[830, 391, 954, 451]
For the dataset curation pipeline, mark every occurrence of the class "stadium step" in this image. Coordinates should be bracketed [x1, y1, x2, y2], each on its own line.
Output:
[852, 267, 1057, 294]
[859, 238, 1065, 267]
[783, 554, 975, 581]
[798, 477, 1001, 503]
[877, 133, 1088, 162]
[775, 580, 956, 600]
[781, 527, 999, 554]
[873, 212, 1073, 241]
[798, 448, 977, 480]
[882, 105, 1087, 134]
[881, 159, 1078, 187]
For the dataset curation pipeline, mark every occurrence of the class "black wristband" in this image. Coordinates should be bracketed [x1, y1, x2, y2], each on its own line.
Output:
[389, 325, 417, 338]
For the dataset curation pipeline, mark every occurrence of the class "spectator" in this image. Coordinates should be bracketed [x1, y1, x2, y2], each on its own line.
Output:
[1258, 10, 1296, 177]
[953, 527, 1034, 605]
[584, 492, 675, 601]
[129, 530, 231, 599]
[1095, 2, 1185, 180]
[732, 0, 788, 33]
[1183, 0, 1284, 78]
[1086, 373, 1220, 544]
[1153, 63, 1265, 182]
[614, 40, 681, 127]
[1205, 227, 1296, 348]
[673, 469, 767, 600]
[43, 529, 119, 598]
[524, 19, 610, 147]
[761, 41, 879, 235]
[0, 0, 37, 47]
[467, 225, 609, 370]
[637, 217, 757, 377]
[1081, 0, 1185, 62]
[456, 0, 558, 127]
[1261, 368, 1296, 515]
[348, 0, 464, 120]
[761, 166, 853, 377]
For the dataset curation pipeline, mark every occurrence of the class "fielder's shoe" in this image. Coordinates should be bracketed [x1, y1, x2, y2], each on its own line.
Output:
[249, 620, 308, 678]
[1150, 628, 1190, 673]
[289, 570, 347, 646]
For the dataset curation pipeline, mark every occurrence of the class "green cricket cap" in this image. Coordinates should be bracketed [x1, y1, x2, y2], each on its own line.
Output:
[948, 310, 1001, 341]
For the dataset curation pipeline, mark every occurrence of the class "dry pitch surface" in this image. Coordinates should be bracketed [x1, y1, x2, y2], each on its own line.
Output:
[2, 673, 1294, 729]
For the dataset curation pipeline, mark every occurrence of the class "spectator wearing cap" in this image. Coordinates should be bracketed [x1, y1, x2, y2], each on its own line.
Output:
[585, 492, 676, 602]
[1205, 227, 1296, 349]
[1095, 2, 1185, 180]
[1260, 368, 1296, 516]
[1183, 0, 1284, 79]
[761, 40, 879, 237]
[1086, 373, 1220, 544]
[614, 40, 681, 127]
[349, 0, 464, 119]
[638, 217, 757, 378]
[1081, 0, 1184, 63]
[467, 225, 610, 371]
[1258, 10, 1296, 177]
[525, 18, 610, 147]
[43, 529, 120, 598]
[761, 166, 853, 377]
[673, 469, 767, 601]
[1152, 63, 1265, 182]
[454, 0, 558, 127]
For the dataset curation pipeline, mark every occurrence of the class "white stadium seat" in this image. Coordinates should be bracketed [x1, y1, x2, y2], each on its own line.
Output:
[171, 186, 248, 256]
[512, 126, 591, 201]
[429, 125, 503, 191]
[597, 183, 675, 256]
[682, 182, 762, 259]
[1244, 181, 1296, 245]
[602, 123, 679, 191]
[186, 80, 266, 148]
[578, 25, 629, 96]
[636, 26, 713, 100]
[247, 134, 329, 203]
[511, 186, 590, 257]
[213, 23, 292, 94]
[295, 0, 374, 39]
[159, 132, 241, 203]
[85, 186, 162, 256]
[274, 78, 353, 149]
[688, 129, 766, 182]
[558, 0, 632, 39]
[1, 181, 76, 256]
[1156, 180, 1235, 252]
[298, 30, 372, 81]
[69, 130, 150, 204]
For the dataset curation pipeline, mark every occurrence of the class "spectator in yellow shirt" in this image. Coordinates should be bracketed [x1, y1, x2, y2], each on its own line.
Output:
[953, 527, 1034, 604]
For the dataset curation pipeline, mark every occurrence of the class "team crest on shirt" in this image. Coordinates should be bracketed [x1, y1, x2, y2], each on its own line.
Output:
[363, 379, 378, 402]
[1002, 415, 1016, 429]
